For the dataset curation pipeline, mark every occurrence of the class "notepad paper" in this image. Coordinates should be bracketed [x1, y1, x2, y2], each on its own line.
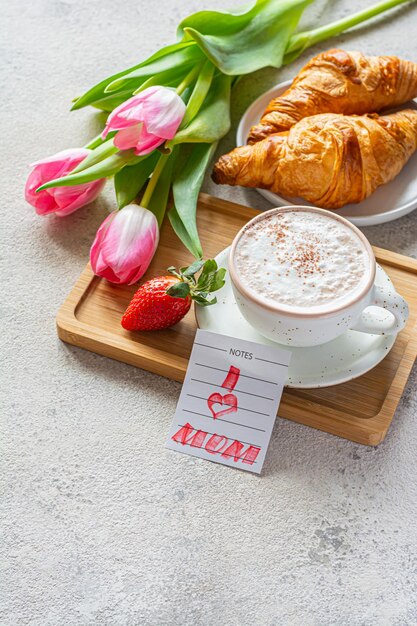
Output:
[166, 329, 291, 474]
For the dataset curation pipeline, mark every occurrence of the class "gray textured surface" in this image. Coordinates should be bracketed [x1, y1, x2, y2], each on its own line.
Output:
[2, 1, 417, 625]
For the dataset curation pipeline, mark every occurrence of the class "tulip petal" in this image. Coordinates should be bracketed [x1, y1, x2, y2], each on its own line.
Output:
[127, 257, 153, 285]
[142, 87, 186, 139]
[54, 178, 106, 216]
[25, 148, 106, 217]
[30, 148, 89, 170]
[32, 192, 60, 216]
[103, 96, 146, 137]
[113, 124, 143, 151]
[104, 86, 185, 152]
[90, 216, 112, 269]
[133, 129, 165, 156]
[90, 204, 159, 284]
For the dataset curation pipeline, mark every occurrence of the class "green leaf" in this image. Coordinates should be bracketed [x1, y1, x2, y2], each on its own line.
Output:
[197, 258, 217, 278]
[171, 74, 231, 145]
[192, 294, 217, 307]
[195, 260, 226, 294]
[177, 0, 313, 75]
[72, 72, 139, 111]
[36, 152, 137, 190]
[209, 267, 226, 292]
[114, 153, 159, 208]
[132, 66, 190, 95]
[168, 207, 202, 259]
[71, 138, 118, 174]
[169, 142, 217, 259]
[71, 41, 197, 110]
[166, 281, 190, 299]
[181, 259, 205, 276]
[180, 59, 215, 128]
[90, 90, 138, 112]
[193, 259, 226, 303]
[196, 260, 218, 291]
[105, 43, 204, 94]
[146, 149, 177, 227]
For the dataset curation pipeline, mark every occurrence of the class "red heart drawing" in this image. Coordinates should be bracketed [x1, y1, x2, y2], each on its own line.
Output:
[207, 392, 238, 419]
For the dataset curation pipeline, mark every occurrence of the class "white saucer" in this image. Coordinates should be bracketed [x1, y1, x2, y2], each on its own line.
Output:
[195, 247, 397, 389]
[236, 80, 417, 227]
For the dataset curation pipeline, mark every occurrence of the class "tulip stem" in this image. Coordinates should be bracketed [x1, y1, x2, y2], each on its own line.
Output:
[141, 152, 170, 208]
[285, 0, 413, 57]
[84, 133, 104, 150]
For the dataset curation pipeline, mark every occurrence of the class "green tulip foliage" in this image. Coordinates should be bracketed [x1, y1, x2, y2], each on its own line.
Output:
[38, 0, 414, 258]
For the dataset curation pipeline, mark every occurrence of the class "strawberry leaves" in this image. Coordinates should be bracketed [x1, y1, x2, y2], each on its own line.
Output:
[166, 281, 191, 299]
[181, 259, 205, 276]
[166, 259, 226, 306]
[195, 259, 223, 292]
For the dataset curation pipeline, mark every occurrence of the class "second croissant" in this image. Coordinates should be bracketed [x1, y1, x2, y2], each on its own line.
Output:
[212, 110, 417, 210]
[248, 49, 417, 143]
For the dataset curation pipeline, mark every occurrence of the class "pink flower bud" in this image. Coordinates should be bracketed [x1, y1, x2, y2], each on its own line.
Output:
[90, 204, 159, 285]
[102, 86, 186, 156]
[25, 148, 106, 217]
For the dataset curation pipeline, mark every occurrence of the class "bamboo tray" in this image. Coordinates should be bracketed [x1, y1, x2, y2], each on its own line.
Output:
[57, 193, 417, 446]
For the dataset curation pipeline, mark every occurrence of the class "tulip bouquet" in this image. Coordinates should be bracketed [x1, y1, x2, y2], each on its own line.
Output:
[26, 0, 413, 286]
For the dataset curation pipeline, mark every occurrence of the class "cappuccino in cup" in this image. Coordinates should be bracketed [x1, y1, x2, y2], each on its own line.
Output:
[228, 206, 408, 347]
[233, 209, 371, 312]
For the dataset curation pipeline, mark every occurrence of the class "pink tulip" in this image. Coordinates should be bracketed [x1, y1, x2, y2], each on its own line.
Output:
[90, 204, 159, 284]
[102, 86, 186, 155]
[25, 148, 106, 217]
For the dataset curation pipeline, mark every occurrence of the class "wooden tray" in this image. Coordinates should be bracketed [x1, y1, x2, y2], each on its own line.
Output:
[57, 193, 417, 446]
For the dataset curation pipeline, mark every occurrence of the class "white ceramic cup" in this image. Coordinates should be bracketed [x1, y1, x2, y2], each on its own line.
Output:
[229, 206, 409, 347]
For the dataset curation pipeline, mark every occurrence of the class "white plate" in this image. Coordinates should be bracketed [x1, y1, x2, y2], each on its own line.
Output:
[236, 80, 417, 226]
[195, 247, 397, 389]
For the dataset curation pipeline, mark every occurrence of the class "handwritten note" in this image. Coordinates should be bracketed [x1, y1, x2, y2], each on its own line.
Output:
[166, 329, 291, 474]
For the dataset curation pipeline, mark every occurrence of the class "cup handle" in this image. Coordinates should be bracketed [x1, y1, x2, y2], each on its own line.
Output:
[351, 283, 409, 336]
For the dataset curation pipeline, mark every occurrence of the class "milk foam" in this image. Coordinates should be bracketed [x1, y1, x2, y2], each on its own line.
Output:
[234, 210, 371, 310]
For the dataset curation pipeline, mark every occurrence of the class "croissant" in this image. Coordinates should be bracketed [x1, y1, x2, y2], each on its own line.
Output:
[248, 49, 417, 143]
[212, 109, 417, 209]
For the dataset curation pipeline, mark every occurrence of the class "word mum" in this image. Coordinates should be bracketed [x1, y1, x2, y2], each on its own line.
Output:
[172, 422, 260, 466]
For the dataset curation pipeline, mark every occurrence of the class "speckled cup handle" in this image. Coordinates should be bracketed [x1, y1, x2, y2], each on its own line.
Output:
[351, 283, 409, 336]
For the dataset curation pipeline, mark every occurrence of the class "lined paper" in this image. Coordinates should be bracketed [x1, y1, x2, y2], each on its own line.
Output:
[166, 329, 291, 474]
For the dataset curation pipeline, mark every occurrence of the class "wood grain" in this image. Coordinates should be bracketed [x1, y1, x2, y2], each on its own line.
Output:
[56, 193, 417, 446]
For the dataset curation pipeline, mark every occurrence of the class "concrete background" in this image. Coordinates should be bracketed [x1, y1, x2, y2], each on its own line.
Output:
[1, 1, 417, 624]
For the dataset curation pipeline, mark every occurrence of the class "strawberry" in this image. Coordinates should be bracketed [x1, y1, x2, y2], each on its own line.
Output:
[121, 259, 226, 331]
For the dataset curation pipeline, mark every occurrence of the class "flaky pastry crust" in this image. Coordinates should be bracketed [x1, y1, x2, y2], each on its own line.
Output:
[213, 110, 417, 209]
[248, 49, 417, 143]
